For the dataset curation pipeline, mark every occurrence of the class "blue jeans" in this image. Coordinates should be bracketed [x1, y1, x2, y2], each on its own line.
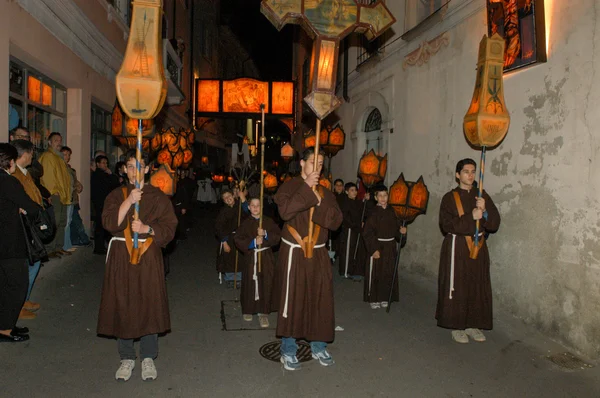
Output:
[63, 204, 74, 251]
[27, 260, 41, 300]
[70, 204, 90, 246]
[223, 272, 242, 282]
[281, 337, 326, 356]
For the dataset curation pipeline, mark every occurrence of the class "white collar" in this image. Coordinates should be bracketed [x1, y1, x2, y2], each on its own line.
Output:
[17, 164, 28, 175]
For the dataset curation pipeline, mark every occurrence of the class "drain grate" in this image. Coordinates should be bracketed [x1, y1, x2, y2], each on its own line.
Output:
[547, 352, 594, 371]
[259, 340, 313, 362]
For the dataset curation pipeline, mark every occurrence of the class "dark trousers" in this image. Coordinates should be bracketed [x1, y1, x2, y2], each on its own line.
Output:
[0, 258, 28, 330]
[118, 334, 158, 360]
[47, 195, 67, 252]
[93, 208, 108, 253]
[70, 204, 90, 246]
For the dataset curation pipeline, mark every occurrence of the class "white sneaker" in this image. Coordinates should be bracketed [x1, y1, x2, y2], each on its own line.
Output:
[243, 314, 253, 322]
[115, 359, 135, 381]
[370, 302, 381, 309]
[258, 314, 269, 328]
[465, 328, 486, 342]
[451, 330, 469, 344]
[381, 302, 388, 308]
[141, 358, 157, 381]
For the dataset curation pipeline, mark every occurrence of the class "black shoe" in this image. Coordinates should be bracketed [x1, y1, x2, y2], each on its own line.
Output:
[12, 326, 29, 335]
[0, 332, 29, 342]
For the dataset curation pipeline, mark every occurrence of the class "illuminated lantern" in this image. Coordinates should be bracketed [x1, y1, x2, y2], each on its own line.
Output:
[125, 118, 154, 137]
[157, 148, 172, 166]
[150, 164, 176, 196]
[171, 149, 184, 169]
[179, 132, 188, 150]
[281, 142, 294, 163]
[112, 100, 155, 143]
[357, 149, 387, 187]
[201, 156, 209, 165]
[212, 174, 225, 183]
[463, 34, 510, 148]
[227, 176, 234, 183]
[264, 172, 278, 192]
[389, 174, 430, 223]
[319, 177, 332, 190]
[303, 129, 327, 150]
[115, 0, 167, 121]
[150, 132, 163, 152]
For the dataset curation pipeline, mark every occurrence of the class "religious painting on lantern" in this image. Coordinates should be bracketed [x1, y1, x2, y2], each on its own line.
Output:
[486, 0, 546, 72]
[272, 82, 294, 114]
[305, 0, 358, 37]
[223, 79, 269, 113]
[197, 80, 220, 112]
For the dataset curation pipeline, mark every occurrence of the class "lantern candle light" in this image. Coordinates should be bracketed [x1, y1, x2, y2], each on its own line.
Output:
[357, 149, 387, 188]
[388, 174, 430, 223]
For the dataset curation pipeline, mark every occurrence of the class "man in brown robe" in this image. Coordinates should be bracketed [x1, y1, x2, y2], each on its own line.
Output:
[436, 158, 501, 344]
[215, 188, 247, 287]
[362, 185, 407, 309]
[274, 147, 343, 371]
[97, 150, 177, 382]
[338, 182, 364, 280]
[234, 198, 281, 328]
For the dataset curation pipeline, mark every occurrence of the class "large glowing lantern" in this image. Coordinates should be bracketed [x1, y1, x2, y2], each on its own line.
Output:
[201, 156, 209, 165]
[150, 163, 176, 196]
[357, 149, 387, 187]
[388, 174, 430, 223]
[463, 34, 510, 148]
[212, 174, 225, 183]
[319, 176, 332, 190]
[150, 132, 163, 152]
[264, 172, 278, 192]
[115, 0, 167, 120]
[321, 124, 346, 157]
[112, 100, 155, 147]
[281, 142, 294, 163]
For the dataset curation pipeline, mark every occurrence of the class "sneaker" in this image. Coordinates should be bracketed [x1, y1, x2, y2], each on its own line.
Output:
[258, 314, 269, 328]
[465, 328, 486, 342]
[370, 302, 381, 309]
[280, 354, 301, 371]
[141, 358, 157, 381]
[243, 314, 253, 322]
[312, 350, 335, 366]
[381, 301, 388, 308]
[115, 359, 135, 381]
[451, 330, 469, 344]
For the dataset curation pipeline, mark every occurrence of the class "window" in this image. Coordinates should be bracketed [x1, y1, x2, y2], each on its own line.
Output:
[9, 60, 67, 155]
[364, 108, 382, 132]
[91, 104, 118, 166]
[108, 0, 132, 25]
[405, 0, 447, 32]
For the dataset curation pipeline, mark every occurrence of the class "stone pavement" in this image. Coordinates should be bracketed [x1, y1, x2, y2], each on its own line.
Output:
[1, 204, 599, 398]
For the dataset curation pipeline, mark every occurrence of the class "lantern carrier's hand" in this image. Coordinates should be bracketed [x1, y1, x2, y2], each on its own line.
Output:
[256, 236, 264, 245]
[304, 171, 320, 189]
[128, 188, 143, 205]
[476, 197, 486, 212]
[223, 242, 231, 253]
[400, 226, 407, 235]
[472, 208, 483, 220]
[372, 250, 381, 259]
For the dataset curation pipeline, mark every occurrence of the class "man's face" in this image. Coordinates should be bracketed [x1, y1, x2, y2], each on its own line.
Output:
[456, 164, 476, 188]
[18, 151, 33, 167]
[12, 128, 30, 141]
[222, 192, 235, 207]
[126, 158, 148, 184]
[300, 154, 324, 176]
[49, 135, 62, 151]
[249, 199, 261, 217]
[347, 186, 358, 200]
[334, 181, 344, 194]
[61, 150, 71, 164]
[97, 158, 108, 171]
[376, 190, 388, 207]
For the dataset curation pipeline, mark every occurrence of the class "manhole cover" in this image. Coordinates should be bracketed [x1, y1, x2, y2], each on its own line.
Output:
[259, 340, 313, 362]
[547, 352, 593, 370]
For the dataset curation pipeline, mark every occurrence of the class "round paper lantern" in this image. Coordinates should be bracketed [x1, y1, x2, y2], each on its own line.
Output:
[171, 149, 185, 169]
[157, 148, 172, 166]
[161, 128, 177, 149]
[150, 133, 163, 152]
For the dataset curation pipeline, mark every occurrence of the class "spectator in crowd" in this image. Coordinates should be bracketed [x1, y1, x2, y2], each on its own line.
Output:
[90, 150, 107, 173]
[9, 127, 48, 198]
[115, 161, 127, 185]
[60, 146, 78, 253]
[0, 143, 40, 342]
[11, 140, 45, 320]
[39, 133, 72, 259]
[91, 155, 120, 255]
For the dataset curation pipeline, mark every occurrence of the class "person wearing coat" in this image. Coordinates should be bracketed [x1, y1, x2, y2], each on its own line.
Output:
[0, 143, 41, 342]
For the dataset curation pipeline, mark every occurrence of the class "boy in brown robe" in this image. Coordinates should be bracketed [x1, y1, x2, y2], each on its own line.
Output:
[274, 147, 343, 371]
[436, 158, 500, 344]
[338, 182, 364, 280]
[362, 185, 407, 309]
[97, 150, 177, 382]
[215, 189, 246, 287]
[234, 198, 281, 328]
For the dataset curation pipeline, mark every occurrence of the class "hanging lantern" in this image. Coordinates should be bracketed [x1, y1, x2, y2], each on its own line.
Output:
[281, 142, 294, 162]
[389, 174, 430, 223]
[303, 128, 328, 150]
[115, 0, 167, 120]
[179, 129, 189, 150]
[264, 172, 278, 192]
[357, 149, 387, 187]
[171, 149, 185, 169]
[201, 156, 209, 165]
[150, 163, 177, 196]
[321, 124, 346, 157]
[150, 132, 163, 152]
[157, 148, 172, 166]
[463, 34, 510, 148]
[161, 128, 178, 150]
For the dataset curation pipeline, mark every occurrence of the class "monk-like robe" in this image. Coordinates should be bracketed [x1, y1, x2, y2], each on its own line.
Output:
[215, 200, 245, 274]
[274, 177, 343, 342]
[338, 196, 364, 277]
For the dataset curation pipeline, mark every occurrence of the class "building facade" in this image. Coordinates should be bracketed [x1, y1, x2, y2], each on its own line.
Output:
[297, 0, 599, 359]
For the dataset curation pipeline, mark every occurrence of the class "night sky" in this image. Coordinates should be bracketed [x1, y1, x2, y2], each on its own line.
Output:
[220, 0, 294, 81]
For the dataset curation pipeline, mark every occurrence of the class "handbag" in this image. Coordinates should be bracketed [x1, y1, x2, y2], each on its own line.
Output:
[20, 213, 48, 264]
[32, 205, 56, 243]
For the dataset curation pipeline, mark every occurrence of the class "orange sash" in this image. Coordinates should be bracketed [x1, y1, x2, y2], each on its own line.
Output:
[452, 191, 484, 260]
[285, 185, 325, 258]
[122, 187, 154, 264]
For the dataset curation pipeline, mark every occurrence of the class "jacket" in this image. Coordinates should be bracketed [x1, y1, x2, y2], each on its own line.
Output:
[12, 166, 43, 206]
[39, 148, 72, 205]
[0, 171, 41, 259]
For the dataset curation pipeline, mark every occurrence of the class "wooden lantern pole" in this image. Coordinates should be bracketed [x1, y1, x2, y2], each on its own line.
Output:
[306, 118, 322, 259]
[474, 146, 486, 249]
[258, 104, 266, 272]
[133, 116, 143, 250]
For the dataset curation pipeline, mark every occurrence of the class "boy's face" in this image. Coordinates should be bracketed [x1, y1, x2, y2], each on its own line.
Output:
[456, 164, 476, 188]
[346, 186, 358, 200]
[61, 150, 71, 164]
[334, 181, 344, 194]
[249, 199, 261, 217]
[222, 192, 235, 207]
[126, 158, 148, 184]
[300, 154, 323, 176]
[376, 190, 388, 207]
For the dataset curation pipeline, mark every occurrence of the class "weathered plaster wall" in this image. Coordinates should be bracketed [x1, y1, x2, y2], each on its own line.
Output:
[334, 0, 600, 359]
